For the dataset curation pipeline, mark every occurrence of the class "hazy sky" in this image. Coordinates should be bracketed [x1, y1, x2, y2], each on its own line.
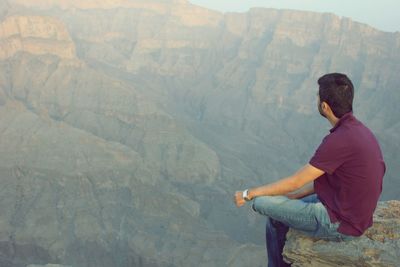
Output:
[189, 0, 399, 32]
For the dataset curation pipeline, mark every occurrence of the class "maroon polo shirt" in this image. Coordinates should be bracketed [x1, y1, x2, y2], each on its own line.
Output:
[310, 112, 385, 236]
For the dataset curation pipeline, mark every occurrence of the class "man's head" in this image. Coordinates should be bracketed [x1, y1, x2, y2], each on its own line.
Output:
[317, 73, 354, 119]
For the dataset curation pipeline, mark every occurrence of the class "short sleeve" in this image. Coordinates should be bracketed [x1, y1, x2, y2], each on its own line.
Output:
[309, 134, 350, 175]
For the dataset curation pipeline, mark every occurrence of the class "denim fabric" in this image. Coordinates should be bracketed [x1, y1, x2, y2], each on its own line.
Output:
[252, 194, 355, 267]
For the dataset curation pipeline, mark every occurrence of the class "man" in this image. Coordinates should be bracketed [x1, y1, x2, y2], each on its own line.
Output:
[234, 73, 386, 267]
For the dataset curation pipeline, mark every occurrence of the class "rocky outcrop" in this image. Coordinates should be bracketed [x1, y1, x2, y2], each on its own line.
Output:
[283, 201, 400, 267]
[0, 16, 76, 59]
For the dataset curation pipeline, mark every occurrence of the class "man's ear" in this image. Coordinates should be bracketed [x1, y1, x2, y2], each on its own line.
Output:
[321, 102, 335, 117]
[320, 101, 329, 111]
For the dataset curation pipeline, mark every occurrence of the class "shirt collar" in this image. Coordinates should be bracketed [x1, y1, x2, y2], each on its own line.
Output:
[330, 112, 354, 133]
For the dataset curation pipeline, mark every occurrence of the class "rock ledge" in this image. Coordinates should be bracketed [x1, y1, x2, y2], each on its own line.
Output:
[283, 201, 400, 267]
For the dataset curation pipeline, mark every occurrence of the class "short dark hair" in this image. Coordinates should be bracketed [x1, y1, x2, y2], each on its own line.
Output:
[318, 73, 354, 118]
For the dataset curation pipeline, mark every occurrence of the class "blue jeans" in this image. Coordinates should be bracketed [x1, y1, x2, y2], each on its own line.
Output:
[252, 194, 355, 267]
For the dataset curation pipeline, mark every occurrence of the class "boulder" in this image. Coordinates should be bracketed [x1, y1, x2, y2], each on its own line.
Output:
[283, 201, 400, 267]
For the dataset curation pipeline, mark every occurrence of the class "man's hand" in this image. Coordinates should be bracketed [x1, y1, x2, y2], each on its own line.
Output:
[234, 191, 246, 207]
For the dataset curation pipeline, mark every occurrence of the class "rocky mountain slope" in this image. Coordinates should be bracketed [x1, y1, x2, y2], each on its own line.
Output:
[0, 0, 399, 266]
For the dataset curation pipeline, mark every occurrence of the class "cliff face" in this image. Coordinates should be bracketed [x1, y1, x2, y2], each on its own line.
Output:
[0, 16, 76, 59]
[0, 1, 399, 266]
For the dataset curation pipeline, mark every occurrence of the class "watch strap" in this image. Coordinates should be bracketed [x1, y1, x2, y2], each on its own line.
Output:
[242, 189, 251, 201]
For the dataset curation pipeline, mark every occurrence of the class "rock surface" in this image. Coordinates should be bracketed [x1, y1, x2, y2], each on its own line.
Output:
[0, 16, 76, 59]
[283, 201, 400, 267]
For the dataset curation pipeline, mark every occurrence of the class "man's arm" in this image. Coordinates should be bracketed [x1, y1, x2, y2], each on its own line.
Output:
[234, 164, 324, 207]
[286, 182, 314, 199]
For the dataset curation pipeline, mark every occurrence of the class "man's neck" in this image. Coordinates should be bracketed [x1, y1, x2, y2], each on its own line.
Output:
[327, 115, 339, 127]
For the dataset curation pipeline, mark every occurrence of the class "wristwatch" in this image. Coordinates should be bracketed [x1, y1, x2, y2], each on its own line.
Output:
[242, 189, 252, 201]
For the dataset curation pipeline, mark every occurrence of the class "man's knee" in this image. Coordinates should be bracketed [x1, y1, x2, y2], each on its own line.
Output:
[252, 196, 267, 214]
[252, 196, 289, 216]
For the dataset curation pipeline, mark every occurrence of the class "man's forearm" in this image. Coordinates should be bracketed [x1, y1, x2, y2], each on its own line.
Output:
[248, 175, 300, 199]
[286, 182, 314, 199]
[235, 164, 323, 207]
